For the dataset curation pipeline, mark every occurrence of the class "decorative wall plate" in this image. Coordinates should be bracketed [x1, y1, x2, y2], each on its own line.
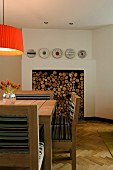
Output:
[39, 48, 50, 59]
[78, 50, 87, 59]
[52, 48, 63, 59]
[27, 49, 36, 58]
[65, 49, 75, 59]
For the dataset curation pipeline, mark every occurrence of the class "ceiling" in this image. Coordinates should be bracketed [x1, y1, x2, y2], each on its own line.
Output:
[0, 0, 113, 30]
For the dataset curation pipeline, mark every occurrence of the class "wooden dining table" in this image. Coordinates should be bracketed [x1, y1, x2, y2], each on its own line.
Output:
[0, 99, 56, 170]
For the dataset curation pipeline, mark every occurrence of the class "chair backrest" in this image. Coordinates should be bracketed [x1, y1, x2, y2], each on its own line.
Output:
[0, 105, 39, 170]
[71, 92, 80, 123]
[52, 93, 80, 141]
[15, 90, 54, 100]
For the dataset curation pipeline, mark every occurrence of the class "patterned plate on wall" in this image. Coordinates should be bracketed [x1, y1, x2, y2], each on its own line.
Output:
[52, 48, 63, 59]
[27, 49, 36, 58]
[65, 49, 75, 59]
[39, 48, 50, 59]
[78, 50, 87, 59]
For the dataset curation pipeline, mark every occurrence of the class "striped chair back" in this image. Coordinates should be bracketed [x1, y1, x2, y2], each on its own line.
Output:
[0, 105, 44, 170]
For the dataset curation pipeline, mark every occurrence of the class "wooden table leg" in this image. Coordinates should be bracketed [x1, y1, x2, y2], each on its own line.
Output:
[43, 118, 52, 170]
[72, 116, 76, 170]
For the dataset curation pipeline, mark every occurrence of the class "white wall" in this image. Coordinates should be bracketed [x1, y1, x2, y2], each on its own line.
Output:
[0, 56, 22, 86]
[22, 29, 96, 117]
[93, 25, 113, 119]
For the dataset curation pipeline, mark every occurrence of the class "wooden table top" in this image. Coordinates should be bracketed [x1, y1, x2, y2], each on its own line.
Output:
[0, 100, 56, 117]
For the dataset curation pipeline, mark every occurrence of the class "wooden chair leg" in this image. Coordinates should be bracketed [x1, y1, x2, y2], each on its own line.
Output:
[70, 149, 72, 159]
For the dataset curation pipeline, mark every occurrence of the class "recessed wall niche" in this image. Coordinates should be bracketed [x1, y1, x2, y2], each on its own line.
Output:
[32, 70, 84, 118]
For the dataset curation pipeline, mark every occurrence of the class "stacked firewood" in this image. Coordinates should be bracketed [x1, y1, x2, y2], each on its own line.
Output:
[32, 70, 84, 118]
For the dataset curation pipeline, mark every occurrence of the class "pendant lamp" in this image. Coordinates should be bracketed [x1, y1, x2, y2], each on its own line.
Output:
[0, 0, 24, 56]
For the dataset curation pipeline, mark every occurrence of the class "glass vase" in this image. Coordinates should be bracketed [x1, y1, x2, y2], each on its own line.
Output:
[3, 93, 16, 104]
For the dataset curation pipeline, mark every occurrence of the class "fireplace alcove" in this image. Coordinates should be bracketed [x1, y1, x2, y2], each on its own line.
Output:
[32, 70, 84, 119]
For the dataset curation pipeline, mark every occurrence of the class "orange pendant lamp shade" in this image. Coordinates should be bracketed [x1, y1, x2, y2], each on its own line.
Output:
[0, 24, 24, 56]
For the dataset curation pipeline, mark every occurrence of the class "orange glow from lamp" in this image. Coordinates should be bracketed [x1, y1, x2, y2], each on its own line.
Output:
[0, 0, 24, 56]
